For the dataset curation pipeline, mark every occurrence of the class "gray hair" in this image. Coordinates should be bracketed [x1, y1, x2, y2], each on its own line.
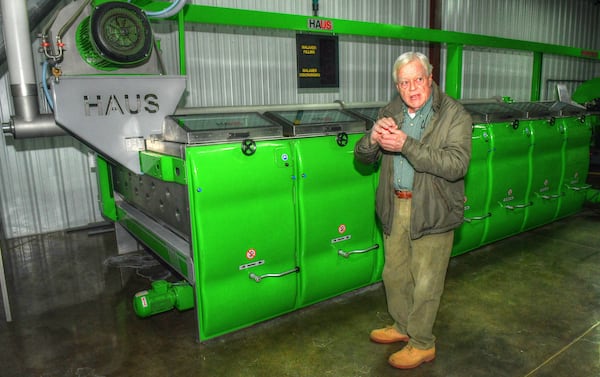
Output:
[392, 52, 433, 83]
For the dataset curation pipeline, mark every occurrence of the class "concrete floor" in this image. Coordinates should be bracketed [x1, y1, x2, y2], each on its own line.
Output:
[1, 199, 599, 376]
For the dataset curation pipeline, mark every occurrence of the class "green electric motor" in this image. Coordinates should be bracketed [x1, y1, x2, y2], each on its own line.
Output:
[133, 280, 194, 318]
[76, 1, 154, 71]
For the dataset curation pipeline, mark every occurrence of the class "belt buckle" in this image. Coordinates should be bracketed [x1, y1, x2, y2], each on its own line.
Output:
[395, 190, 412, 199]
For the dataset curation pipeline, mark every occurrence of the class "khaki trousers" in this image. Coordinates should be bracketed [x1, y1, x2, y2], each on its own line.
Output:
[382, 196, 453, 350]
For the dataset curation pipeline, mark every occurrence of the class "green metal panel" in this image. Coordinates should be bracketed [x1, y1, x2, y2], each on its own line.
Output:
[556, 116, 592, 219]
[445, 44, 463, 99]
[572, 78, 600, 105]
[483, 120, 533, 245]
[178, 133, 384, 339]
[96, 155, 117, 221]
[118, 212, 191, 279]
[452, 124, 492, 256]
[530, 53, 543, 101]
[177, 11, 187, 75]
[293, 135, 382, 306]
[186, 141, 299, 340]
[592, 114, 600, 149]
[521, 119, 565, 231]
[140, 151, 186, 184]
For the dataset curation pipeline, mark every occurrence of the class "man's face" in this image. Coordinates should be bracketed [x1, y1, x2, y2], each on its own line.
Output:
[395, 60, 433, 113]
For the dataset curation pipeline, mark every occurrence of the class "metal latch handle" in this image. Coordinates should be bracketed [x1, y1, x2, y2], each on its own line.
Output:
[535, 192, 564, 200]
[463, 212, 492, 223]
[502, 201, 533, 210]
[338, 244, 379, 258]
[249, 267, 299, 283]
[566, 184, 592, 191]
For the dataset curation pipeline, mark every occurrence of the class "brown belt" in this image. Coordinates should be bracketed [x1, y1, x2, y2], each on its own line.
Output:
[395, 190, 412, 199]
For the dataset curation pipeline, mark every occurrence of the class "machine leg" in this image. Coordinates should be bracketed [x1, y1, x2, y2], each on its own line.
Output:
[0, 225, 12, 322]
[115, 222, 143, 255]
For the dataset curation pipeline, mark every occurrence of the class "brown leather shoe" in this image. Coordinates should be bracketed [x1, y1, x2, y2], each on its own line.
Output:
[369, 326, 410, 344]
[388, 345, 436, 369]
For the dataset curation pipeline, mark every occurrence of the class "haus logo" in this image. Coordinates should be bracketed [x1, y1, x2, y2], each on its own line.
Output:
[83, 94, 159, 116]
[307, 18, 333, 31]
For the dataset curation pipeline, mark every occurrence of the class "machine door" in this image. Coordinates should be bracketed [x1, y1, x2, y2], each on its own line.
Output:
[483, 120, 533, 245]
[522, 118, 565, 231]
[452, 124, 492, 256]
[186, 140, 299, 340]
[556, 116, 592, 219]
[294, 135, 382, 306]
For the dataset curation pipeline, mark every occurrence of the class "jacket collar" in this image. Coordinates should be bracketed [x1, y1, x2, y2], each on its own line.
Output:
[431, 81, 442, 112]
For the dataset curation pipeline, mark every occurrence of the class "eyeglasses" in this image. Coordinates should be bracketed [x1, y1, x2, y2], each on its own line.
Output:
[398, 76, 428, 89]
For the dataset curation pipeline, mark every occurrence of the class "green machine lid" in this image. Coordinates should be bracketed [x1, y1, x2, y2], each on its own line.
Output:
[263, 109, 366, 136]
[462, 102, 526, 123]
[162, 113, 284, 144]
[572, 78, 600, 108]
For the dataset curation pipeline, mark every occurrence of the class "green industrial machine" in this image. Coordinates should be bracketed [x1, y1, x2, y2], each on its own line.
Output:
[452, 122, 493, 255]
[112, 110, 382, 339]
[453, 100, 592, 256]
[25, 0, 598, 342]
[337, 101, 594, 257]
[118, 99, 594, 339]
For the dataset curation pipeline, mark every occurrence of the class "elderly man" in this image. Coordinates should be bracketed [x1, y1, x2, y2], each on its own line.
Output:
[354, 51, 472, 369]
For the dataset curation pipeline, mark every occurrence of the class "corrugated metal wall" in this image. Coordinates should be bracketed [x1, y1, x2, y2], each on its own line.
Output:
[163, 0, 430, 108]
[442, 0, 600, 100]
[0, 0, 598, 238]
[0, 77, 103, 238]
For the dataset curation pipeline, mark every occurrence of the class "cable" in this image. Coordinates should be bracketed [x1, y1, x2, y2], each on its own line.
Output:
[103, 252, 161, 270]
[103, 252, 173, 282]
[42, 61, 54, 111]
[57, 0, 92, 40]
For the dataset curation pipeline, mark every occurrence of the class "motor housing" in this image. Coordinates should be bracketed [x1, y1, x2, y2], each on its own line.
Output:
[133, 280, 194, 318]
[76, 1, 153, 71]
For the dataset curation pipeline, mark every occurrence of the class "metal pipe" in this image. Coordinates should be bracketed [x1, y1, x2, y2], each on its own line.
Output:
[0, 0, 65, 138]
[0, 0, 60, 71]
[57, 0, 91, 40]
[3, 114, 65, 138]
[1, 0, 37, 121]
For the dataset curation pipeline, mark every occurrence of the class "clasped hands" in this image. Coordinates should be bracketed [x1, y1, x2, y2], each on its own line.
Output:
[370, 117, 407, 152]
